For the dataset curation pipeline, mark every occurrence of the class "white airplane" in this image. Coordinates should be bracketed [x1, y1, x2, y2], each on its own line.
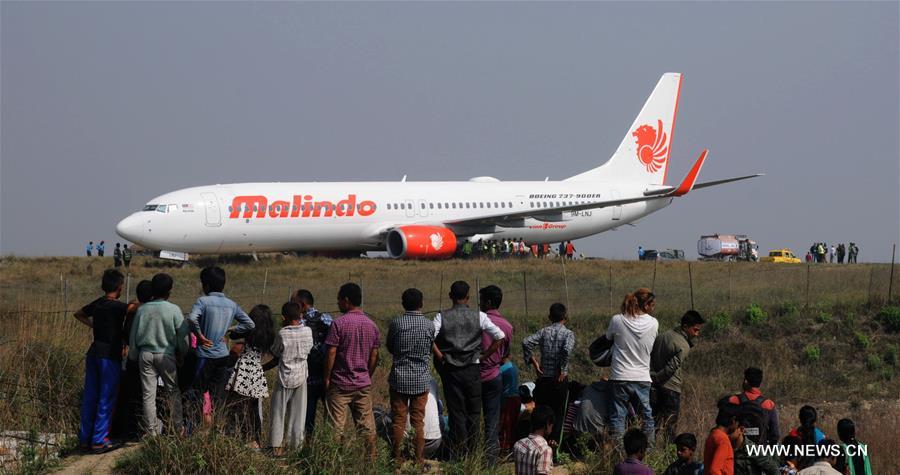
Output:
[116, 73, 759, 260]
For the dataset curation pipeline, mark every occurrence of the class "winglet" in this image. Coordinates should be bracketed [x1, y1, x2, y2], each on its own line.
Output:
[674, 149, 708, 197]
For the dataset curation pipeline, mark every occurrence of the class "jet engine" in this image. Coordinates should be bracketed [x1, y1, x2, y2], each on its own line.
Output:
[386, 226, 458, 259]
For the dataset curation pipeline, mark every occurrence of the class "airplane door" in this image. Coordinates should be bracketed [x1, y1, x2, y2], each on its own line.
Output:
[201, 192, 222, 227]
[611, 190, 622, 220]
[417, 199, 428, 217]
[404, 199, 415, 218]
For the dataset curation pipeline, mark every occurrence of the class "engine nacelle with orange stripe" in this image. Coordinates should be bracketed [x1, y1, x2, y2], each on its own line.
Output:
[386, 226, 457, 259]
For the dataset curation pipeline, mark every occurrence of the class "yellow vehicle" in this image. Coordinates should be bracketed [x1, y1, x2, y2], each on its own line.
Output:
[761, 248, 801, 263]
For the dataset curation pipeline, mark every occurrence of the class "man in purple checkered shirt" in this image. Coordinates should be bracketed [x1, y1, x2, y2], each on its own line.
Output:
[324, 282, 380, 461]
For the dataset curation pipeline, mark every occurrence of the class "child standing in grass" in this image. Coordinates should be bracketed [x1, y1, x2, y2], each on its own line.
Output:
[225, 304, 276, 449]
[266, 302, 314, 456]
[130, 273, 190, 436]
[522, 303, 575, 443]
[74, 269, 127, 453]
[111, 280, 153, 441]
[513, 405, 555, 475]
[614, 428, 654, 475]
[498, 356, 521, 452]
[663, 432, 704, 475]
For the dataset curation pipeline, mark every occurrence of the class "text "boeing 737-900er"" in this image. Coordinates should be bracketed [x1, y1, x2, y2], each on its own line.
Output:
[116, 73, 761, 260]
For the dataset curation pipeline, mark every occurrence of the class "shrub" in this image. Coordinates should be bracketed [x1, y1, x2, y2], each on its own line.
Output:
[816, 312, 832, 324]
[842, 311, 858, 330]
[746, 303, 768, 326]
[803, 344, 821, 363]
[704, 312, 732, 336]
[884, 344, 898, 367]
[878, 306, 900, 333]
[882, 367, 894, 381]
[854, 332, 870, 350]
[866, 354, 882, 371]
[781, 302, 799, 316]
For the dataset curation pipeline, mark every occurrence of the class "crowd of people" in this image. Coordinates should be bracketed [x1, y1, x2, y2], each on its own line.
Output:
[459, 239, 579, 260]
[74, 267, 873, 474]
[805, 242, 859, 264]
[85, 241, 134, 267]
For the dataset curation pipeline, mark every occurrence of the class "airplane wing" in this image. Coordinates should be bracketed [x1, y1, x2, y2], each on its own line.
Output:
[445, 150, 760, 228]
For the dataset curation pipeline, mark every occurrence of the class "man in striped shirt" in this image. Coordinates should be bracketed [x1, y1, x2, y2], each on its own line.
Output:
[514, 405, 555, 475]
[386, 288, 435, 467]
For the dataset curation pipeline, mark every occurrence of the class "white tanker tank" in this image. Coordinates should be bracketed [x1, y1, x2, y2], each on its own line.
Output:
[698, 234, 758, 261]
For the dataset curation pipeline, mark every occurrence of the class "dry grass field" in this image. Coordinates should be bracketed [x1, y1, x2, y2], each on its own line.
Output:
[1, 255, 898, 474]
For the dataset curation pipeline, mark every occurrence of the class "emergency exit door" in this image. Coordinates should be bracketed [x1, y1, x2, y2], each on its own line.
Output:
[611, 190, 622, 221]
[201, 192, 222, 227]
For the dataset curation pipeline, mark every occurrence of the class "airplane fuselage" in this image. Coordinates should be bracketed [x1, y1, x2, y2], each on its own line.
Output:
[116, 180, 672, 254]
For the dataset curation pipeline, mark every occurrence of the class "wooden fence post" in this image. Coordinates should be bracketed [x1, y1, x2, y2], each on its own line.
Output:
[523, 271, 529, 320]
[608, 264, 613, 314]
[889, 243, 896, 303]
[262, 267, 268, 297]
[561, 257, 570, 310]
[688, 262, 695, 310]
[805, 264, 811, 308]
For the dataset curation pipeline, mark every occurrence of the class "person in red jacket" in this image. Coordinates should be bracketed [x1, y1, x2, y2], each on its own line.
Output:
[704, 412, 738, 475]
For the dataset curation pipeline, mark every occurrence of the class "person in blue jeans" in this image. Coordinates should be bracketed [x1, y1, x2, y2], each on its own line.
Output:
[74, 269, 127, 452]
[604, 288, 659, 445]
[186, 266, 254, 421]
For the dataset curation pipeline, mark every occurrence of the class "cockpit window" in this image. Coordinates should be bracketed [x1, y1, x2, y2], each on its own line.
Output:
[156, 205, 167, 213]
[142, 204, 158, 211]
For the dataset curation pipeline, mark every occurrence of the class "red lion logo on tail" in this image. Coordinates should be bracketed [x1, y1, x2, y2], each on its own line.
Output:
[632, 119, 669, 173]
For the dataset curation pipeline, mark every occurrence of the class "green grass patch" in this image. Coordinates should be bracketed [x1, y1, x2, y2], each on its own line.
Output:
[745, 303, 768, 326]
[803, 344, 821, 363]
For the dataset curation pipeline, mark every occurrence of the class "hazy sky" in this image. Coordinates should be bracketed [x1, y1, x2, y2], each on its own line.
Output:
[2, 2, 898, 261]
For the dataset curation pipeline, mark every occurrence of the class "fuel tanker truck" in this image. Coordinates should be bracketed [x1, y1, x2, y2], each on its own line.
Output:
[697, 234, 758, 261]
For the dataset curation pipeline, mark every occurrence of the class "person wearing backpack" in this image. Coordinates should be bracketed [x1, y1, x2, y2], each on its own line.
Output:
[113, 243, 123, 268]
[650, 310, 705, 442]
[604, 288, 659, 444]
[122, 244, 133, 268]
[723, 367, 780, 445]
[291, 288, 333, 436]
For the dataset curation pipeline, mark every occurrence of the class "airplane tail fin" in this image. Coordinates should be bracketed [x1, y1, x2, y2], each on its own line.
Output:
[566, 72, 683, 185]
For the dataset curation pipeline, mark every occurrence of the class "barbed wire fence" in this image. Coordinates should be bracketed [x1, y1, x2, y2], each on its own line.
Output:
[2, 254, 897, 325]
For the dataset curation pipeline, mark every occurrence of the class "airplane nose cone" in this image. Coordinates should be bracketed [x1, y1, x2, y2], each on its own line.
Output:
[116, 214, 143, 243]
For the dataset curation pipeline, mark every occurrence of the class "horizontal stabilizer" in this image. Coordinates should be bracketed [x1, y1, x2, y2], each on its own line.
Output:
[692, 174, 764, 190]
